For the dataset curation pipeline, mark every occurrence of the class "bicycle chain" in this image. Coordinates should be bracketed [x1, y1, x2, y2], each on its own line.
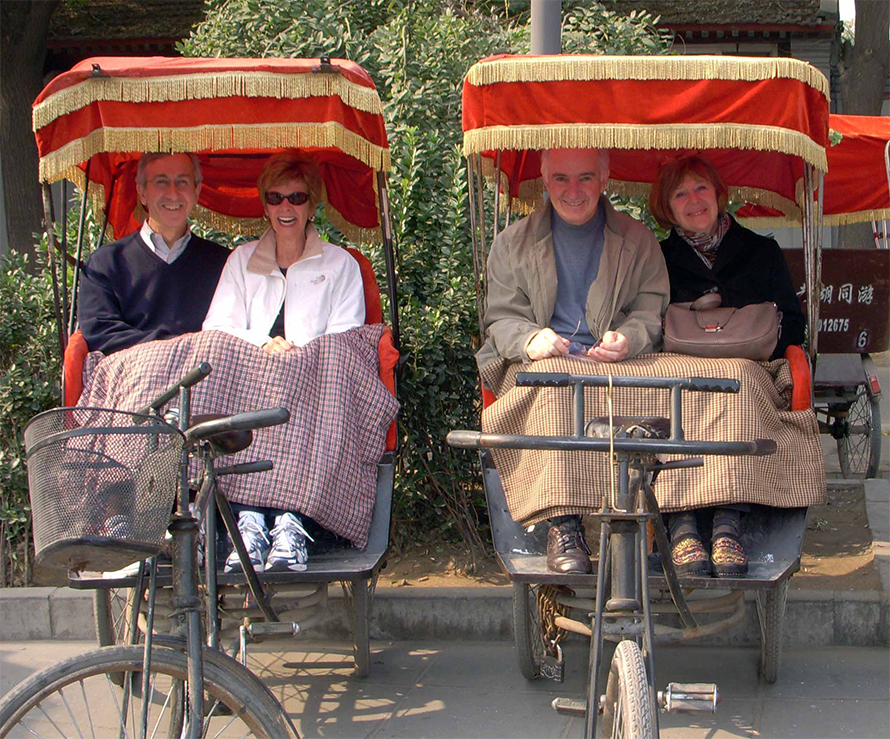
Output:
[537, 584, 573, 655]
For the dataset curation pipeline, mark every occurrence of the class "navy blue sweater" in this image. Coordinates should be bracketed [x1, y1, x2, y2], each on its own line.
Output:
[78, 232, 229, 355]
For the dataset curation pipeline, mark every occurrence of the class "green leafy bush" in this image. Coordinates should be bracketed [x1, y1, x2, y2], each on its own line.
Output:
[0, 249, 63, 585]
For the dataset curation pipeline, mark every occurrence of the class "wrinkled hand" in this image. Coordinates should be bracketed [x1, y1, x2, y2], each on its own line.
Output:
[262, 336, 296, 354]
[587, 331, 629, 362]
[526, 328, 570, 360]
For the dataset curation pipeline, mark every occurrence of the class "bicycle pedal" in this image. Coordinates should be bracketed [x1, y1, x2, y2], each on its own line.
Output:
[659, 682, 720, 714]
[540, 646, 565, 682]
[551, 697, 586, 717]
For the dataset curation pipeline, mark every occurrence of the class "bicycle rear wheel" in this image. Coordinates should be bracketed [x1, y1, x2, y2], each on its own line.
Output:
[597, 640, 654, 739]
[0, 645, 297, 738]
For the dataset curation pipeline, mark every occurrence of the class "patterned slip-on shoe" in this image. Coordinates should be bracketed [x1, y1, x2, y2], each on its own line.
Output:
[711, 536, 748, 577]
[671, 535, 711, 577]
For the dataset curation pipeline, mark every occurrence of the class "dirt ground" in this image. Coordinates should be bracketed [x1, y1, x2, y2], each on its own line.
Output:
[379, 482, 880, 591]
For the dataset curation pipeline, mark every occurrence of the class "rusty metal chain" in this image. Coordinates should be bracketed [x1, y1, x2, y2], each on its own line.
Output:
[537, 584, 573, 654]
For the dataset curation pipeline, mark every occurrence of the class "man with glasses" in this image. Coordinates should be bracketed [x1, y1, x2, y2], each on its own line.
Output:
[78, 152, 229, 355]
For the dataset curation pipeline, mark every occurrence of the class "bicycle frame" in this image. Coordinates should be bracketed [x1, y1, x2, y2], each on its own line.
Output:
[448, 371, 777, 735]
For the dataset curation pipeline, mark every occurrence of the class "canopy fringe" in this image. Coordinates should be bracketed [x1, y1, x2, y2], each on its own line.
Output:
[466, 55, 829, 99]
[463, 123, 827, 172]
[52, 167, 382, 245]
[34, 71, 383, 132]
[39, 122, 391, 183]
[479, 158, 802, 219]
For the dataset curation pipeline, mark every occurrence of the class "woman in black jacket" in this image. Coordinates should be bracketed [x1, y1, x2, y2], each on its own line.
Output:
[649, 154, 806, 577]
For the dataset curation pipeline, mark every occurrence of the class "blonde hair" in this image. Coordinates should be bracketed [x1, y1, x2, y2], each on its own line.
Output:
[257, 150, 323, 211]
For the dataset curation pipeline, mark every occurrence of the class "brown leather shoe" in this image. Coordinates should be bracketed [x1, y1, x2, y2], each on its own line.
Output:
[546, 521, 592, 574]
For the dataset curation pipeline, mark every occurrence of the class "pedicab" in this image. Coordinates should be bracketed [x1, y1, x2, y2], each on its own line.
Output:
[737, 113, 889, 478]
[31, 55, 400, 677]
[448, 54, 830, 737]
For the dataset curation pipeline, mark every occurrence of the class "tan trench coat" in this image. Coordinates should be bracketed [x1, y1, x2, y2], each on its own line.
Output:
[476, 199, 670, 375]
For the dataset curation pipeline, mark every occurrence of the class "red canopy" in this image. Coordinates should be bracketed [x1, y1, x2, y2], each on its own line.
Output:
[33, 57, 390, 242]
[737, 114, 890, 227]
[462, 54, 830, 218]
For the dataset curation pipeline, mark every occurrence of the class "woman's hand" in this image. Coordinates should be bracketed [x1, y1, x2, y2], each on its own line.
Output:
[587, 331, 629, 362]
[262, 336, 296, 354]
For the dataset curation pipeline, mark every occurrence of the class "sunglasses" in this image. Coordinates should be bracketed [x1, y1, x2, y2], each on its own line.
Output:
[264, 191, 310, 206]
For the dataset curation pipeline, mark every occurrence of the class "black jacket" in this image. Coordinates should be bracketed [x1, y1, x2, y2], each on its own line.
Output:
[660, 217, 805, 359]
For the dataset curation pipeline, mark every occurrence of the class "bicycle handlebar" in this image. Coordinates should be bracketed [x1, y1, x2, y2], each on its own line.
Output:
[445, 430, 776, 457]
[137, 363, 212, 415]
[515, 372, 740, 394]
[185, 407, 291, 442]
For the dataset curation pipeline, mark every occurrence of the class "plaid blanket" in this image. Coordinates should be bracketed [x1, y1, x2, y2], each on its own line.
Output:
[481, 353, 825, 525]
[80, 327, 399, 548]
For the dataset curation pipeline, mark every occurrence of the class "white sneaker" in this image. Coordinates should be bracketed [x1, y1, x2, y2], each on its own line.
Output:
[265, 513, 313, 572]
[224, 511, 270, 573]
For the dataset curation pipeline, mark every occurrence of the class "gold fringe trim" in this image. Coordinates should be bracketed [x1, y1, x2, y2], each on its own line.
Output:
[463, 123, 828, 172]
[34, 70, 383, 133]
[466, 55, 829, 99]
[479, 157, 803, 219]
[53, 166, 382, 245]
[733, 215, 797, 228]
[39, 122, 391, 184]
[823, 208, 890, 227]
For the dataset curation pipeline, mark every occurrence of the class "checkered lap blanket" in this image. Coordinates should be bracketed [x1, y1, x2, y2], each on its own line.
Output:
[80, 327, 399, 548]
[481, 354, 825, 525]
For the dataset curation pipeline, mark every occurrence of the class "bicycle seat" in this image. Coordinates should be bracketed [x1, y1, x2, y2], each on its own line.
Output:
[586, 416, 671, 439]
[188, 413, 253, 455]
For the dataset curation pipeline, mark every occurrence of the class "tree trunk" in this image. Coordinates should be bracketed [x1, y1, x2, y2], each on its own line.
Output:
[836, 0, 889, 249]
[1, 0, 60, 267]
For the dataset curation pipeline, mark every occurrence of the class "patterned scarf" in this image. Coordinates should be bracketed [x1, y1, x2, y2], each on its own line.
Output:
[675, 212, 731, 268]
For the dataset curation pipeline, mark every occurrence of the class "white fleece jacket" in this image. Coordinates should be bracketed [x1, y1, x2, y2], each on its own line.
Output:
[202, 225, 365, 347]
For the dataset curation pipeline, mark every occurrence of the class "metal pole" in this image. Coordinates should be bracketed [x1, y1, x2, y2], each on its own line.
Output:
[376, 172, 401, 350]
[531, 0, 562, 54]
[69, 159, 92, 336]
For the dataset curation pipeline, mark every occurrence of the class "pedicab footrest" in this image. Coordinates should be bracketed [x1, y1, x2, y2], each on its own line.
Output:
[23, 407, 183, 580]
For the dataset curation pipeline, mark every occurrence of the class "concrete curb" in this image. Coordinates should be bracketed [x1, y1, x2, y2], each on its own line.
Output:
[1, 584, 887, 647]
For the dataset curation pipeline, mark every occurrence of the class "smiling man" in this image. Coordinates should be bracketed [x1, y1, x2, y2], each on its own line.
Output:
[78, 153, 229, 355]
[476, 147, 669, 574]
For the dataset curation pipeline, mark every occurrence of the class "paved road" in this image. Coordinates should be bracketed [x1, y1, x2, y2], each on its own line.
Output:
[2, 639, 887, 738]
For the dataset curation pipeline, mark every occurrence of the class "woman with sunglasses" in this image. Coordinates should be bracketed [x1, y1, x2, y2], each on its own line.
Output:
[202, 150, 365, 573]
[203, 149, 364, 353]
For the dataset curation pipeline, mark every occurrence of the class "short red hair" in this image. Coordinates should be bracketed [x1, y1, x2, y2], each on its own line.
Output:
[649, 154, 728, 229]
[257, 150, 323, 212]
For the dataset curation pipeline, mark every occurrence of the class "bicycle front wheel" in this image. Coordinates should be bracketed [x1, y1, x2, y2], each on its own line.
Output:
[597, 640, 654, 739]
[0, 645, 297, 739]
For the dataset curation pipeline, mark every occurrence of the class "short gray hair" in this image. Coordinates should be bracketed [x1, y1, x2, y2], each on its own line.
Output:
[135, 152, 202, 186]
[540, 148, 610, 181]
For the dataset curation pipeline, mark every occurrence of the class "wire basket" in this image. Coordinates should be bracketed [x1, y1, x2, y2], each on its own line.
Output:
[24, 408, 185, 577]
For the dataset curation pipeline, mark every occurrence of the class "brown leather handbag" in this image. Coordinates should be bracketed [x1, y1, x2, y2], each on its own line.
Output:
[662, 292, 781, 361]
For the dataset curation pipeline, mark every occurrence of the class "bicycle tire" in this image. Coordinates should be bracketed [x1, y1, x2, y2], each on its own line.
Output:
[837, 385, 881, 479]
[756, 580, 788, 683]
[0, 645, 298, 738]
[512, 582, 545, 680]
[597, 640, 654, 739]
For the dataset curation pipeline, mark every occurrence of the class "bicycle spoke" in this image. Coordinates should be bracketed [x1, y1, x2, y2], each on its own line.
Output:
[78, 678, 97, 739]
[58, 686, 86, 739]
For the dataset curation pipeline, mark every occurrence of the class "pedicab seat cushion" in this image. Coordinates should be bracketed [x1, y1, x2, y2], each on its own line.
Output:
[783, 344, 811, 411]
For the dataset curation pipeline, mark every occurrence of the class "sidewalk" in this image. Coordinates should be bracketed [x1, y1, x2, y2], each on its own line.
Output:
[2, 639, 887, 738]
[2, 411, 888, 646]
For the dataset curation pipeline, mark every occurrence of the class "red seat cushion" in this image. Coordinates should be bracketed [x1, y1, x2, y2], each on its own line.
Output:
[784, 344, 812, 411]
[63, 330, 89, 407]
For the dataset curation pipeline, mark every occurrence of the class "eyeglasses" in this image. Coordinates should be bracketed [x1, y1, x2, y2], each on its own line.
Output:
[264, 191, 309, 206]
